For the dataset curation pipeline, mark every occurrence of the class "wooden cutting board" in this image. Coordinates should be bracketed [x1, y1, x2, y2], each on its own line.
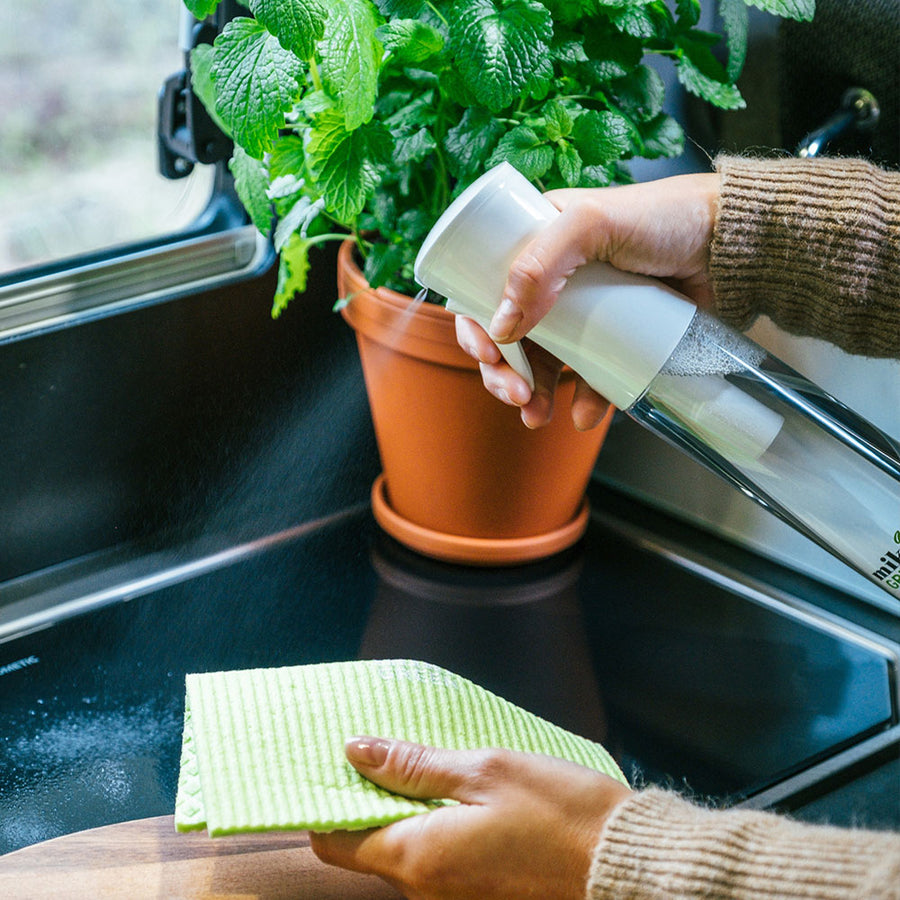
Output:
[0, 816, 403, 899]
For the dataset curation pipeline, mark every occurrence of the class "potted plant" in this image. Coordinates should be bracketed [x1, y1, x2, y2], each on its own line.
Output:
[182, 0, 813, 564]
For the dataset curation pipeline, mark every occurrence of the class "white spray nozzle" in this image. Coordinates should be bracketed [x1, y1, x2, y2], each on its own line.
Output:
[414, 163, 697, 411]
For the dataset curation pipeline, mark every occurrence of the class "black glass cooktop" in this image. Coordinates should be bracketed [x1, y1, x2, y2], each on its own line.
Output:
[0, 506, 897, 855]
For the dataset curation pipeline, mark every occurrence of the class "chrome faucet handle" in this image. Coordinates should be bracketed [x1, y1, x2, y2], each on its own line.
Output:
[797, 87, 881, 158]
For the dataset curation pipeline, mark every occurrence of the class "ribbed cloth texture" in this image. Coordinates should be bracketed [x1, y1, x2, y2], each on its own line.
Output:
[588, 788, 900, 900]
[174, 659, 625, 836]
[710, 155, 900, 359]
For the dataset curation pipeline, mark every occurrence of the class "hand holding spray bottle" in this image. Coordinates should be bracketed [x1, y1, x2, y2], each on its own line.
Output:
[414, 163, 900, 598]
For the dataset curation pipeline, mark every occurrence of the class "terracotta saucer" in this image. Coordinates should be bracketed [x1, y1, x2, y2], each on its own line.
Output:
[370, 474, 590, 566]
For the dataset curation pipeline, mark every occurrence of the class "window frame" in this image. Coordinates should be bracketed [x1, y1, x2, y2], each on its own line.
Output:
[0, 2, 272, 343]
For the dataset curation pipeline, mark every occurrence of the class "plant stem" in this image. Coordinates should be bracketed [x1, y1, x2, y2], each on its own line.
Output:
[424, 0, 448, 27]
[308, 57, 323, 93]
[305, 232, 350, 247]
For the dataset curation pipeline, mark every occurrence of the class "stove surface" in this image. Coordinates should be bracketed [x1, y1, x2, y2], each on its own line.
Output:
[1, 502, 897, 855]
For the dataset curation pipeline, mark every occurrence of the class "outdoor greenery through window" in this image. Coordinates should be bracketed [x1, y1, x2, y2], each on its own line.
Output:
[0, 0, 214, 277]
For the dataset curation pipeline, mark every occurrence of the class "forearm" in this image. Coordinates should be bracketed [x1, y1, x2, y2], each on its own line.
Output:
[710, 155, 900, 359]
[588, 788, 900, 900]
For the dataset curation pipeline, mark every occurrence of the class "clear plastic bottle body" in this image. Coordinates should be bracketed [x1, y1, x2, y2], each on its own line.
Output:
[629, 313, 900, 597]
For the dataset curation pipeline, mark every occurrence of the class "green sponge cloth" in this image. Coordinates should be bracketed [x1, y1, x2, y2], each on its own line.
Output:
[174, 658, 626, 836]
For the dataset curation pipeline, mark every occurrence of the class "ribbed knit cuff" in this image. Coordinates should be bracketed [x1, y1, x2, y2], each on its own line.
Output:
[587, 788, 900, 900]
[710, 155, 900, 358]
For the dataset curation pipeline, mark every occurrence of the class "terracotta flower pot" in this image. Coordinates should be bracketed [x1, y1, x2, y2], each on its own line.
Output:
[338, 239, 613, 565]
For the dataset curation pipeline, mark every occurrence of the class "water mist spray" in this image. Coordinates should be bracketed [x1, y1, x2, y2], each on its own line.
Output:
[414, 163, 900, 598]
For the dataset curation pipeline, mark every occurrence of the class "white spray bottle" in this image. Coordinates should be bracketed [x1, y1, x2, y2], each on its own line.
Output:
[414, 163, 900, 599]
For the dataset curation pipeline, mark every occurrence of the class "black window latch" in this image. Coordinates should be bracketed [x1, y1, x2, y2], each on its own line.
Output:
[157, 22, 232, 180]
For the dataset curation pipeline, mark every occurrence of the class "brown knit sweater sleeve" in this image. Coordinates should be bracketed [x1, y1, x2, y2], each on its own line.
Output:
[588, 788, 900, 900]
[709, 155, 900, 358]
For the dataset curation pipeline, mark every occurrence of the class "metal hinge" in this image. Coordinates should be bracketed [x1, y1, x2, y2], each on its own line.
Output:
[157, 5, 241, 179]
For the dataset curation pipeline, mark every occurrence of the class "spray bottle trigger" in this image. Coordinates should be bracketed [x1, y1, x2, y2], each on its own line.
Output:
[462, 313, 534, 391]
[444, 296, 535, 392]
[496, 340, 535, 392]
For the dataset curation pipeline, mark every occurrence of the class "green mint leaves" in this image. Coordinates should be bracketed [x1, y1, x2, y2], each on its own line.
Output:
[211, 19, 305, 158]
[186, 0, 816, 307]
[183, 0, 222, 18]
[229, 147, 272, 235]
[249, 0, 328, 60]
[746, 0, 814, 18]
[451, 0, 554, 112]
[675, 27, 746, 109]
[306, 110, 392, 223]
[318, 0, 382, 130]
[716, 0, 815, 84]
[377, 19, 444, 64]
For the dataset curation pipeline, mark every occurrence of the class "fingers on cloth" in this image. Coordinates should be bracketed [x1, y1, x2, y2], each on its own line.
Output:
[308, 824, 409, 881]
[347, 739, 501, 802]
[309, 740, 499, 881]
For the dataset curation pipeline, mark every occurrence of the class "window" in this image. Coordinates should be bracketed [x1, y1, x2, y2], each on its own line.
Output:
[0, 1, 267, 341]
[0, 0, 215, 277]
